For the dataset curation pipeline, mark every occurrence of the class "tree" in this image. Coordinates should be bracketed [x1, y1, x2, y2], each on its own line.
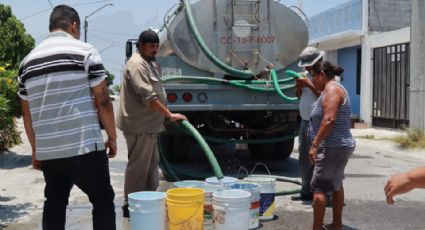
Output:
[0, 5, 35, 69]
[105, 70, 115, 87]
[0, 4, 35, 151]
[112, 85, 121, 95]
[105, 70, 115, 95]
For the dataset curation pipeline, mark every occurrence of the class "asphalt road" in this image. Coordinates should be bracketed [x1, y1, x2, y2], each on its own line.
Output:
[2, 102, 425, 229]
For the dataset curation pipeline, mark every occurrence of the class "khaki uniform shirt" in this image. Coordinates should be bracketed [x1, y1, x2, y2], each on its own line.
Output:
[116, 52, 167, 134]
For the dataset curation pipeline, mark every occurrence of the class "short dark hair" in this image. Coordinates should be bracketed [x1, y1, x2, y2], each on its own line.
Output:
[49, 5, 80, 32]
[313, 61, 344, 79]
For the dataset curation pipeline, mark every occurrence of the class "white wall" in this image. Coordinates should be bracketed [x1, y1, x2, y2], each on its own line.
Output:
[324, 50, 338, 64]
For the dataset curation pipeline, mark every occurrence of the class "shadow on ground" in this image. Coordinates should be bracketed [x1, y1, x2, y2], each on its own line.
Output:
[0, 196, 32, 226]
[0, 151, 31, 170]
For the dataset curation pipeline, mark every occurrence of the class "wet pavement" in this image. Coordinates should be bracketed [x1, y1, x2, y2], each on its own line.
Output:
[2, 108, 425, 229]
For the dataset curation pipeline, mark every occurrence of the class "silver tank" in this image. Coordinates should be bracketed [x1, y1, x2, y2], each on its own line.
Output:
[159, 0, 309, 75]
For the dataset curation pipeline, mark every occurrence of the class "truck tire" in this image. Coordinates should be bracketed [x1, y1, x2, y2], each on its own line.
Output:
[159, 134, 189, 162]
[248, 134, 275, 159]
[273, 138, 294, 160]
[248, 137, 294, 160]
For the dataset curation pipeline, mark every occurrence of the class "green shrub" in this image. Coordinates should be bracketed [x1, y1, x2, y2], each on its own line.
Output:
[0, 94, 20, 151]
[0, 68, 22, 151]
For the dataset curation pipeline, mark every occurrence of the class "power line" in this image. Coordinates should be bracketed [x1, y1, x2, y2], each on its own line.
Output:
[90, 28, 138, 37]
[90, 34, 123, 46]
[19, 8, 51, 20]
[47, 0, 54, 8]
[73, 0, 113, 7]
[19, 0, 114, 21]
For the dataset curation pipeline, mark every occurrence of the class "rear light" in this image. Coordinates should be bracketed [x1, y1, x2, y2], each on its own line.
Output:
[167, 92, 177, 103]
[182, 92, 193, 102]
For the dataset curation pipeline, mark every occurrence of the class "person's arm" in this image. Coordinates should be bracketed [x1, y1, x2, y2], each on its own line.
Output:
[385, 167, 425, 204]
[149, 99, 187, 122]
[92, 81, 117, 158]
[21, 100, 41, 170]
[296, 77, 322, 97]
[86, 47, 117, 158]
[309, 85, 344, 164]
[295, 82, 303, 98]
[126, 63, 187, 122]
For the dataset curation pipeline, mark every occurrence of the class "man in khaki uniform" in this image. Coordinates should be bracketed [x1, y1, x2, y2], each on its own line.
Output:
[116, 30, 187, 218]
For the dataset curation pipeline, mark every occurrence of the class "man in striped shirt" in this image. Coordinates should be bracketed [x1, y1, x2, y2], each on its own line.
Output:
[18, 5, 116, 230]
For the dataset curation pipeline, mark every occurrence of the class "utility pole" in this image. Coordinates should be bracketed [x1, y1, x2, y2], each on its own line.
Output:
[409, 0, 425, 130]
[84, 3, 113, 42]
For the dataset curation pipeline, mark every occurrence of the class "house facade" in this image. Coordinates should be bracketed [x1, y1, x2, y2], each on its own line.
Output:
[308, 0, 411, 128]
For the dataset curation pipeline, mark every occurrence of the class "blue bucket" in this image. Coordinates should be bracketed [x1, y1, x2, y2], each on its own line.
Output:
[128, 191, 167, 230]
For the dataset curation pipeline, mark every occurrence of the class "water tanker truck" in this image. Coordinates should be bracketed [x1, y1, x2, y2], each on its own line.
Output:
[125, 0, 309, 181]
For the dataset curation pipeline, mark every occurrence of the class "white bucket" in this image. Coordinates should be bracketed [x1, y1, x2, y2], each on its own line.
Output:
[128, 191, 167, 230]
[213, 189, 251, 230]
[244, 176, 276, 220]
[226, 183, 261, 229]
[202, 184, 222, 230]
[174, 180, 206, 188]
[205, 176, 238, 187]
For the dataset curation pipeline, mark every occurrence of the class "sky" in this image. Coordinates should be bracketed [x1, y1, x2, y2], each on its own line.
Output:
[2, 0, 345, 85]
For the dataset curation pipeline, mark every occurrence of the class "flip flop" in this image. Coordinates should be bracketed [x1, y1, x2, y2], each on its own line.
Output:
[323, 224, 343, 230]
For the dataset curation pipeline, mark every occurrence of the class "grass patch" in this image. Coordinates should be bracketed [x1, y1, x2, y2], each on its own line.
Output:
[357, 134, 376, 140]
[393, 129, 425, 149]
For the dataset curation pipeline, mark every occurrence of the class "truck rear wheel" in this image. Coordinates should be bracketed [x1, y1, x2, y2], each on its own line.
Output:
[248, 136, 294, 160]
[159, 134, 190, 162]
[273, 138, 294, 160]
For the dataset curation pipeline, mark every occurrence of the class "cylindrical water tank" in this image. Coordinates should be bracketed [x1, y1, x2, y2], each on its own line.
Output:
[159, 0, 309, 75]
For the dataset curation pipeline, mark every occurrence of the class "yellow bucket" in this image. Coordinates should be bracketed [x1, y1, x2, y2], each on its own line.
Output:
[167, 188, 204, 230]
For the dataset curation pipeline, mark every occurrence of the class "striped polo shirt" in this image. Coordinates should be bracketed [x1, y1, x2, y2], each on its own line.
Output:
[18, 31, 106, 161]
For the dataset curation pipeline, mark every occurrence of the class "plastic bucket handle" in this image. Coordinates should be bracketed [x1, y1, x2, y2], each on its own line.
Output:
[236, 166, 249, 178]
[250, 162, 272, 176]
[167, 200, 203, 226]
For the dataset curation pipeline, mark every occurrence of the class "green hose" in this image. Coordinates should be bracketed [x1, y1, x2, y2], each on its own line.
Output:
[285, 70, 303, 79]
[163, 76, 296, 94]
[163, 75, 295, 84]
[231, 77, 295, 84]
[182, 0, 254, 79]
[170, 121, 298, 144]
[271, 69, 299, 102]
[179, 120, 224, 180]
[163, 71, 300, 102]
[159, 121, 302, 196]
[158, 137, 180, 181]
[250, 174, 302, 196]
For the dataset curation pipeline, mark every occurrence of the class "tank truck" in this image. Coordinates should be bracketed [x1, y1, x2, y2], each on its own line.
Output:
[125, 0, 309, 180]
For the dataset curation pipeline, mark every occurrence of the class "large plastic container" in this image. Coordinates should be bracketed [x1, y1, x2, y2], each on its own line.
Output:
[166, 188, 205, 230]
[128, 191, 167, 230]
[172, 182, 221, 230]
[205, 176, 238, 187]
[213, 189, 251, 230]
[244, 176, 277, 220]
[174, 180, 207, 188]
[226, 182, 261, 229]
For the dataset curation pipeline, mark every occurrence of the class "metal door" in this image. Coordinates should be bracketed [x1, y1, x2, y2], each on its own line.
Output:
[372, 43, 410, 128]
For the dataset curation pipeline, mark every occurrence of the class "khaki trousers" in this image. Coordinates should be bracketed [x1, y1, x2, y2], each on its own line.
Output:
[123, 133, 159, 204]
